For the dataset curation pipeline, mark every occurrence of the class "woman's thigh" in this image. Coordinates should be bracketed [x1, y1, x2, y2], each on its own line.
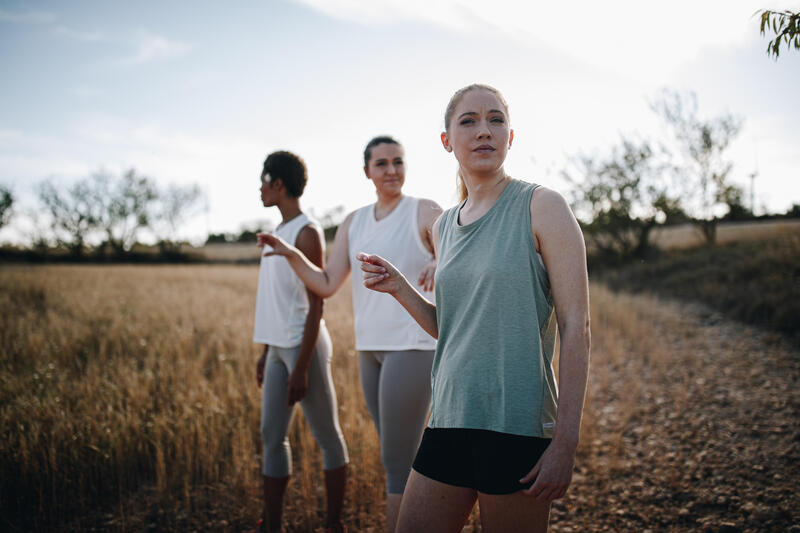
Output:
[358, 351, 382, 431]
[261, 347, 293, 442]
[477, 491, 551, 533]
[299, 330, 346, 447]
[395, 470, 476, 533]
[378, 350, 432, 447]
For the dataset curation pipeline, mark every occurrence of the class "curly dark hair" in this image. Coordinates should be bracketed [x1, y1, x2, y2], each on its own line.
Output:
[261, 151, 308, 198]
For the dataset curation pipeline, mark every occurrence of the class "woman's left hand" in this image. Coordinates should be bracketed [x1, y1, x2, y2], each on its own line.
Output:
[417, 260, 436, 292]
[519, 439, 576, 501]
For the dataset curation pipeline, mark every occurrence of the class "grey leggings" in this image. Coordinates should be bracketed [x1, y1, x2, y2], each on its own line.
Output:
[261, 328, 348, 477]
[359, 349, 434, 494]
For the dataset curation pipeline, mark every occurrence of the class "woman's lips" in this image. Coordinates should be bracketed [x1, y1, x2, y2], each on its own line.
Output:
[473, 145, 495, 153]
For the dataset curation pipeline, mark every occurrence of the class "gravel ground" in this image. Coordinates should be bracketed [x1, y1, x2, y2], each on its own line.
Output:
[551, 302, 800, 533]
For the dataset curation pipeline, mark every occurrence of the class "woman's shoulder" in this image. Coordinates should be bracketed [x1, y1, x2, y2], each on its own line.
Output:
[529, 185, 568, 211]
[415, 197, 444, 221]
[343, 203, 371, 227]
[528, 184, 576, 236]
[413, 196, 442, 209]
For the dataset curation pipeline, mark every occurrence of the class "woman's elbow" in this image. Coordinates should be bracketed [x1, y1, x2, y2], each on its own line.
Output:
[316, 287, 335, 299]
[562, 316, 591, 356]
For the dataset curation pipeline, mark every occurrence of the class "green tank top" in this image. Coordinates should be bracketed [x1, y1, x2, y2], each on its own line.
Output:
[431, 179, 558, 438]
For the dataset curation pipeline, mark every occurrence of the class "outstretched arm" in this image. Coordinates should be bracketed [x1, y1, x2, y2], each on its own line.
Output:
[358, 253, 439, 338]
[520, 187, 591, 502]
[258, 212, 355, 298]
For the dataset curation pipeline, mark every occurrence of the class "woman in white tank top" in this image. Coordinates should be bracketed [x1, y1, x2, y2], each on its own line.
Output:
[258, 136, 443, 533]
[251, 151, 348, 533]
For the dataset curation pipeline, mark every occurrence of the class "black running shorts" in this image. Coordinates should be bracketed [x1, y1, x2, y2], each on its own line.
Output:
[412, 427, 552, 495]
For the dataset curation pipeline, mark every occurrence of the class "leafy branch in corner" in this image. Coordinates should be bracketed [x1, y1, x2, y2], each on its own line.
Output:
[758, 9, 800, 59]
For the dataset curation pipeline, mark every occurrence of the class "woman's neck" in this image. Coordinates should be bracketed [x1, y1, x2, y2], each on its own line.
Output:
[276, 199, 302, 224]
[462, 168, 509, 207]
[374, 191, 404, 220]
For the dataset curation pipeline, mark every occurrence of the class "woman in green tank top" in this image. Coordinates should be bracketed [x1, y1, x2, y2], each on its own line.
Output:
[357, 84, 591, 533]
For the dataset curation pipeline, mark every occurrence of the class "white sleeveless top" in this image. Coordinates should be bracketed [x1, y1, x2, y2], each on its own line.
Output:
[253, 213, 325, 348]
[348, 196, 436, 351]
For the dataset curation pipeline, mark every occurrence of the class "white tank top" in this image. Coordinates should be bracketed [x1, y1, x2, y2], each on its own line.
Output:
[348, 196, 436, 351]
[253, 213, 325, 348]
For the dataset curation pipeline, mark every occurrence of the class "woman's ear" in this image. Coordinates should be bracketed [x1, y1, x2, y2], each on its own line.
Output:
[363, 165, 370, 179]
[508, 129, 514, 149]
[441, 132, 452, 153]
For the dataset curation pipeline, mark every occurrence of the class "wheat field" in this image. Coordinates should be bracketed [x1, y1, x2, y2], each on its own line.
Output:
[1, 264, 796, 532]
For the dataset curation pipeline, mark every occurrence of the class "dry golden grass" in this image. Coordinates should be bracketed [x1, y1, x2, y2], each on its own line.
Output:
[0, 265, 385, 531]
[0, 264, 624, 531]
[2, 264, 796, 531]
[188, 243, 263, 263]
[649, 218, 800, 250]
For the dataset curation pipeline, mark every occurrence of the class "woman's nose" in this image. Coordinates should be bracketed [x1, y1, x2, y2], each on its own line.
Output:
[477, 120, 492, 138]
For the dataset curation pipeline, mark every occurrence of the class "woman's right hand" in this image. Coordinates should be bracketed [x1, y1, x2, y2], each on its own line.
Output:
[357, 252, 406, 296]
[257, 232, 294, 258]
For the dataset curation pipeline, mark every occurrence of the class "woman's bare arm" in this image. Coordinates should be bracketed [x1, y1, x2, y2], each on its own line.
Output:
[287, 225, 325, 406]
[416, 198, 443, 291]
[258, 212, 355, 298]
[521, 187, 591, 501]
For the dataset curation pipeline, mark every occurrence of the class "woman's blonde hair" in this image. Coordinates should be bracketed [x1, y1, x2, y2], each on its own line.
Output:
[444, 84, 510, 202]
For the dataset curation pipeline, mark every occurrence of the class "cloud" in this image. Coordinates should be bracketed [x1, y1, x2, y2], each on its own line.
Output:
[126, 29, 192, 64]
[293, 0, 769, 81]
[0, 8, 56, 24]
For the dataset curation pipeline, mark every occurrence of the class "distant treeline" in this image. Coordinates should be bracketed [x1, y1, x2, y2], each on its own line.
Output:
[0, 89, 797, 264]
[0, 168, 203, 261]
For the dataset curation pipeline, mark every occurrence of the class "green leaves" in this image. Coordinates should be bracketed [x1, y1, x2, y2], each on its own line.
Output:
[0, 185, 12, 229]
[757, 9, 800, 59]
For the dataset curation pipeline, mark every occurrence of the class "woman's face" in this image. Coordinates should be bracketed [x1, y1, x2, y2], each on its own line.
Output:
[260, 174, 280, 207]
[364, 142, 405, 196]
[442, 88, 513, 175]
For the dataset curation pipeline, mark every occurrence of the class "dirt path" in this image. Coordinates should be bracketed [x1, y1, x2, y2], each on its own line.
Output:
[550, 295, 800, 533]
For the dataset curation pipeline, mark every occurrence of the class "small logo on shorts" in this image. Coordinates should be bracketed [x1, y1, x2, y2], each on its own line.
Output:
[542, 422, 554, 430]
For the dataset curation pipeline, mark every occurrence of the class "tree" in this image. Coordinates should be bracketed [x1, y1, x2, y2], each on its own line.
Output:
[0, 185, 12, 229]
[92, 168, 157, 255]
[205, 232, 230, 244]
[758, 9, 800, 59]
[719, 183, 753, 222]
[651, 89, 743, 245]
[151, 183, 203, 254]
[37, 178, 103, 256]
[565, 137, 683, 259]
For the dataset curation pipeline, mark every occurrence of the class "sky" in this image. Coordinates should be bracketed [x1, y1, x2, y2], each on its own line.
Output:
[0, 0, 798, 245]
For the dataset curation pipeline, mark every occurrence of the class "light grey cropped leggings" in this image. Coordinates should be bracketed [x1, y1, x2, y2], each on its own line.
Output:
[261, 327, 348, 477]
[359, 349, 434, 494]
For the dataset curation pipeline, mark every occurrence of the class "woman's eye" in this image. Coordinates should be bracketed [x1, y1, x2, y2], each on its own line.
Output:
[491, 117, 505, 123]
[460, 119, 474, 125]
